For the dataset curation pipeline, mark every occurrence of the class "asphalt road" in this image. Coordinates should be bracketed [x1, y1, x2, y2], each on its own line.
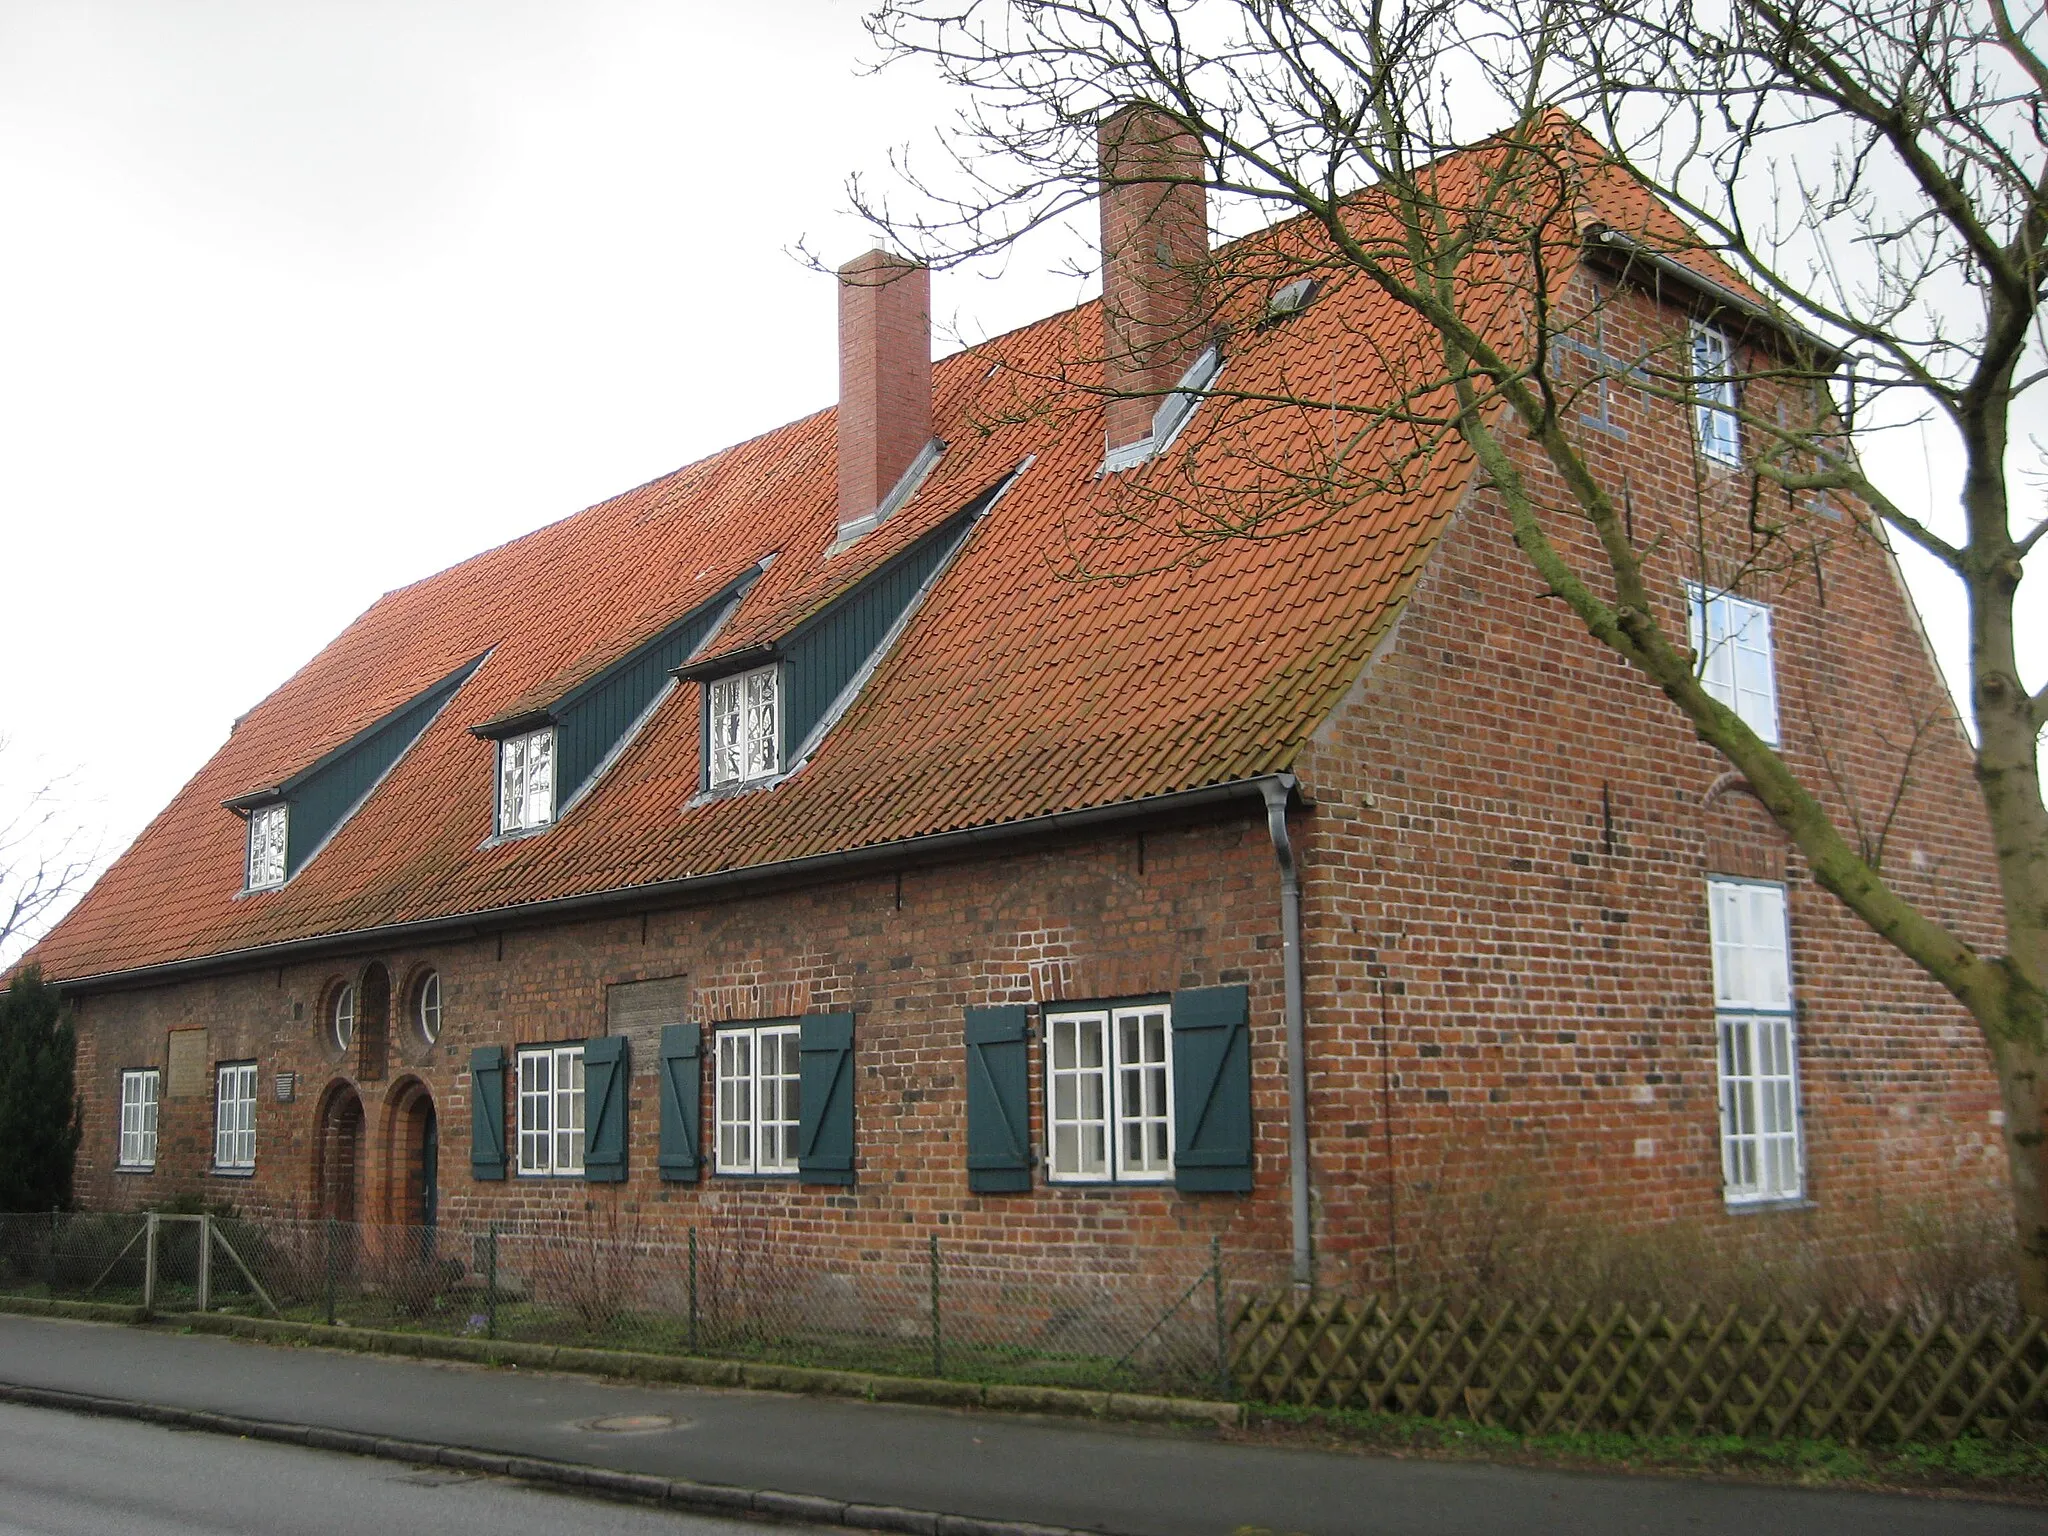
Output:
[0, 1398, 759, 1536]
[0, 1315, 2041, 1535]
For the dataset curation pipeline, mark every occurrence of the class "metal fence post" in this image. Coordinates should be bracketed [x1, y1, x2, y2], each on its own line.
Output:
[1212, 1234, 1230, 1399]
[142, 1213, 158, 1315]
[43, 1208, 59, 1294]
[323, 1219, 337, 1326]
[196, 1214, 212, 1312]
[929, 1232, 943, 1379]
[687, 1226, 699, 1354]
[485, 1225, 499, 1341]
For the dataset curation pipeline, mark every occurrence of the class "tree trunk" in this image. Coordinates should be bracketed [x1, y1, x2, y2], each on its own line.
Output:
[1993, 1035, 2048, 1317]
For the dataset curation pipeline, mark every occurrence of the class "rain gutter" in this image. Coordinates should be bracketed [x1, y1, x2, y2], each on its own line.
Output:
[55, 774, 1292, 996]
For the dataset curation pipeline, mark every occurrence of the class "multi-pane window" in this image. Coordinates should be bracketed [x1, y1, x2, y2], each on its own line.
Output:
[1691, 323, 1741, 464]
[118, 1069, 159, 1170]
[707, 666, 780, 789]
[715, 1023, 801, 1175]
[516, 1044, 585, 1175]
[1709, 879, 1802, 1205]
[246, 803, 287, 890]
[1045, 1003, 1173, 1183]
[214, 1062, 257, 1171]
[1688, 586, 1780, 744]
[497, 727, 556, 834]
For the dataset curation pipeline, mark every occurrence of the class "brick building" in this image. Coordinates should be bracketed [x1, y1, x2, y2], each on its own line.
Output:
[27, 115, 2008, 1295]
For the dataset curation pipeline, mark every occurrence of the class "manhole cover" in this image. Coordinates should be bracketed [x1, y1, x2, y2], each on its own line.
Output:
[583, 1413, 679, 1433]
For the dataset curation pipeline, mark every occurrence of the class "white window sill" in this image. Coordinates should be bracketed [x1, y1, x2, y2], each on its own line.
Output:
[1723, 1193, 1812, 1214]
[113, 1164, 156, 1175]
[211, 1166, 256, 1179]
[478, 823, 554, 851]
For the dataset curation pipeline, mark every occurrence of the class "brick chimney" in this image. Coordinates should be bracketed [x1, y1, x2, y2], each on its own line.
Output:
[837, 249, 933, 531]
[1099, 103, 1210, 453]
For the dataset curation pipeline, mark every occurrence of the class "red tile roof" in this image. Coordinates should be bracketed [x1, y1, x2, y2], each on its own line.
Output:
[30, 124, 1747, 984]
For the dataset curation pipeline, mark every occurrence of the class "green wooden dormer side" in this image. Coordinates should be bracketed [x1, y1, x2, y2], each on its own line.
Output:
[778, 504, 983, 762]
[230, 654, 486, 883]
[551, 593, 738, 810]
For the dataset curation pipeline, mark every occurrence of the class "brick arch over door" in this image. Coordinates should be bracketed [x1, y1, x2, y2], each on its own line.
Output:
[379, 1076, 438, 1230]
[311, 1079, 366, 1225]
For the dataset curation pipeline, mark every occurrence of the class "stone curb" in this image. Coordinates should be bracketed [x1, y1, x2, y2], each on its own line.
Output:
[0, 1295, 1239, 1429]
[0, 1378, 1103, 1536]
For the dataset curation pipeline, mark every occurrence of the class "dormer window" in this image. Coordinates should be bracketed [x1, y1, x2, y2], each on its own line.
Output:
[246, 804, 287, 890]
[708, 665, 779, 788]
[497, 726, 556, 834]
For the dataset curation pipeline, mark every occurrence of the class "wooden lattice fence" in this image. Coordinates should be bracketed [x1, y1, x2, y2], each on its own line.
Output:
[1229, 1293, 2048, 1445]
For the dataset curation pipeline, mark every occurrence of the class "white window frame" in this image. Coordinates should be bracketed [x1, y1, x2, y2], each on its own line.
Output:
[246, 803, 288, 890]
[331, 982, 356, 1053]
[497, 726, 556, 834]
[214, 1062, 257, 1171]
[118, 1069, 159, 1170]
[516, 1043, 585, 1176]
[416, 971, 442, 1044]
[1691, 323, 1742, 464]
[1708, 878, 1803, 1206]
[714, 1022, 802, 1175]
[1688, 585, 1780, 745]
[707, 665, 780, 789]
[1045, 1001, 1174, 1184]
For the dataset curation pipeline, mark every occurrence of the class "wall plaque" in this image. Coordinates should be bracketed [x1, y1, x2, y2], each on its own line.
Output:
[605, 975, 689, 1060]
[166, 1028, 208, 1099]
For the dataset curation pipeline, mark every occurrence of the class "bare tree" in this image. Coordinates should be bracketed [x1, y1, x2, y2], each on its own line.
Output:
[859, 0, 2048, 1303]
[0, 739, 100, 970]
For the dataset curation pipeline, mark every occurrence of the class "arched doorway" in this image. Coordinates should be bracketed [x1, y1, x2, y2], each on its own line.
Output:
[313, 1082, 366, 1225]
[382, 1078, 439, 1230]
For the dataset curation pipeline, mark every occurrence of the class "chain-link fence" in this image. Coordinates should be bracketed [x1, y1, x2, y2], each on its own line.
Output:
[0, 1211, 1246, 1398]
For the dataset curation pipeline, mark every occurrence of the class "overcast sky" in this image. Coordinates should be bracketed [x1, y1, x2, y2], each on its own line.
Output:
[0, 1, 2038, 961]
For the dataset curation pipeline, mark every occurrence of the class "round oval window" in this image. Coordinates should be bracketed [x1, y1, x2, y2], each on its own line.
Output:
[417, 971, 441, 1045]
[332, 983, 356, 1053]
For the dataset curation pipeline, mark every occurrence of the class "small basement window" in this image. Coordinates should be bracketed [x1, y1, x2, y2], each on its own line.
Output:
[707, 665, 780, 789]
[246, 803, 287, 890]
[497, 726, 556, 834]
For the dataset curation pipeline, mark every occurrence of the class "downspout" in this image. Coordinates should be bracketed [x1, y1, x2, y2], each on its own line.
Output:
[1261, 774, 1313, 1291]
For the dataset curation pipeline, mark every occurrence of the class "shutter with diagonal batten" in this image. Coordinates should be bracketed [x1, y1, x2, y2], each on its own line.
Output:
[797, 1012, 856, 1185]
[964, 1005, 1032, 1192]
[1170, 984, 1253, 1192]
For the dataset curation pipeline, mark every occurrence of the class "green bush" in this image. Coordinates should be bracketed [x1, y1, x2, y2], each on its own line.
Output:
[0, 967, 81, 1212]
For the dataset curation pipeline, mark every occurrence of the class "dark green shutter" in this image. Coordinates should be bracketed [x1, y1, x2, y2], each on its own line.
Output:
[964, 1006, 1032, 1193]
[657, 1023, 702, 1182]
[1171, 985, 1253, 1192]
[470, 1046, 507, 1180]
[582, 1035, 628, 1183]
[797, 1011, 856, 1186]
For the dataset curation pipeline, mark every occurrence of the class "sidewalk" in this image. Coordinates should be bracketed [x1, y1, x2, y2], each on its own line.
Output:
[0, 1313, 2034, 1536]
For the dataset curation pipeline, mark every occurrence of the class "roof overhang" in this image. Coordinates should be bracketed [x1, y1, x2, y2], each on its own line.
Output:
[1582, 224, 1846, 369]
[52, 773, 1301, 995]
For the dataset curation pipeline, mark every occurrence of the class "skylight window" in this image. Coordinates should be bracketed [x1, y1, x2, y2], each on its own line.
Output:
[246, 804, 287, 891]
[498, 726, 556, 834]
[708, 665, 779, 788]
